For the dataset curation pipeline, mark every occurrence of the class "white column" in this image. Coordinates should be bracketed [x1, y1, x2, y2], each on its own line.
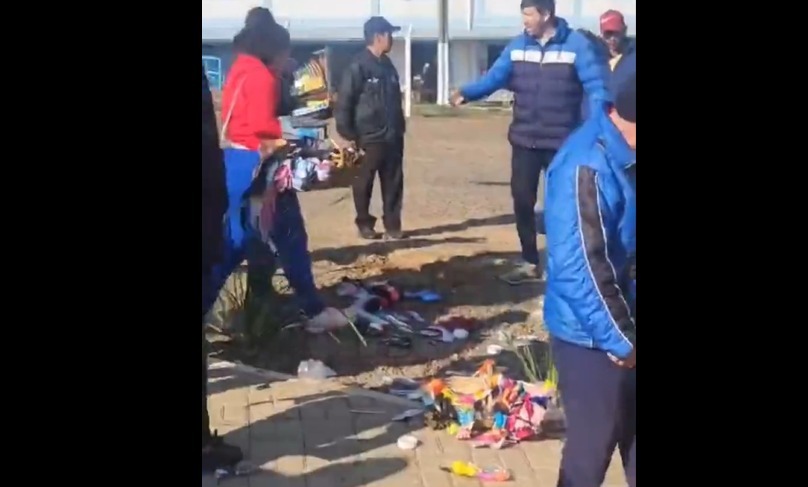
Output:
[404, 24, 413, 118]
[436, 0, 449, 105]
[443, 39, 450, 100]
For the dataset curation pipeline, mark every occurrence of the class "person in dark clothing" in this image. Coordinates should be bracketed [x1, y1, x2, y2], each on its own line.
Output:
[277, 58, 299, 116]
[201, 64, 244, 473]
[451, 0, 610, 285]
[244, 5, 275, 27]
[243, 7, 297, 116]
[335, 16, 407, 240]
[599, 9, 636, 94]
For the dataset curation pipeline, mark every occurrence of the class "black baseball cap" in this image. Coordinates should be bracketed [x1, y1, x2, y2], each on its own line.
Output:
[363, 16, 401, 38]
[614, 73, 636, 123]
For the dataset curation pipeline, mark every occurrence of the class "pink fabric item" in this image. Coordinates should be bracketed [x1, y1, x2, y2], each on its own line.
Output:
[274, 163, 293, 191]
[505, 397, 547, 441]
[257, 164, 293, 241]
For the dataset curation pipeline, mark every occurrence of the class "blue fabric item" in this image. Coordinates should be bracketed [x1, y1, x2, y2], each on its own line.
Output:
[279, 116, 322, 140]
[460, 18, 611, 150]
[543, 110, 635, 358]
[201, 148, 324, 318]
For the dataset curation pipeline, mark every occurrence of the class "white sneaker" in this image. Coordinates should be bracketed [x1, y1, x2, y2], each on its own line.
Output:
[304, 307, 350, 334]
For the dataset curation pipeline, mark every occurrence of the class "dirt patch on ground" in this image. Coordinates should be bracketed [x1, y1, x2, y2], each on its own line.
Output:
[208, 114, 551, 387]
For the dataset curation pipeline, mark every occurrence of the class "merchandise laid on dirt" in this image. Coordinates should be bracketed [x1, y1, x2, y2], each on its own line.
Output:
[205, 116, 550, 391]
[335, 277, 483, 351]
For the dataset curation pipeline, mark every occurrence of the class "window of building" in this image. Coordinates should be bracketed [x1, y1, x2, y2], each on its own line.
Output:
[202, 55, 223, 90]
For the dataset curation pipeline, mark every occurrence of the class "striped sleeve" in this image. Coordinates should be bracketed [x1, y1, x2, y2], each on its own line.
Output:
[573, 165, 635, 357]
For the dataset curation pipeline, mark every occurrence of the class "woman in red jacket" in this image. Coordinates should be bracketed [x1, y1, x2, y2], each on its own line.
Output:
[210, 22, 348, 333]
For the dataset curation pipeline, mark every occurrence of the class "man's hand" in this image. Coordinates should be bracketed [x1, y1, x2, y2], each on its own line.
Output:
[449, 90, 465, 107]
[608, 347, 636, 368]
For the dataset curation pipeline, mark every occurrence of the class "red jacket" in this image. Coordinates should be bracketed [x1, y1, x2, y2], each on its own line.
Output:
[220, 54, 282, 150]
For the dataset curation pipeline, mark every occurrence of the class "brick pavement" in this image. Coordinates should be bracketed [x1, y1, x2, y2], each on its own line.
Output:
[204, 361, 627, 487]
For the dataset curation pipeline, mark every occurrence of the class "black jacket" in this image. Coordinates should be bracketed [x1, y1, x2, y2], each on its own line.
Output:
[335, 49, 405, 145]
[277, 70, 297, 117]
[201, 65, 227, 271]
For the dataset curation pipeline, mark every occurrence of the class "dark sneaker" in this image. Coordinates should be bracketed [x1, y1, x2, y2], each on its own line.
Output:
[384, 229, 407, 240]
[202, 430, 244, 473]
[357, 225, 381, 240]
[499, 262, 545, 285]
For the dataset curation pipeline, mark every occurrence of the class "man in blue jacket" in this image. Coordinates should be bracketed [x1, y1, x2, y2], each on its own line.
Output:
[450, 0, 610, 285]
[543, 74, 636, 487]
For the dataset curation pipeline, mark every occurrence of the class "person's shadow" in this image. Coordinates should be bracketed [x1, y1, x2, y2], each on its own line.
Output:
[203, 379, 417, 487]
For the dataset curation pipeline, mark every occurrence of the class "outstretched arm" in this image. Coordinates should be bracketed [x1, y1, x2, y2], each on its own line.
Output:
[459, 42, 514, 102]
[574, 39, 611, 117]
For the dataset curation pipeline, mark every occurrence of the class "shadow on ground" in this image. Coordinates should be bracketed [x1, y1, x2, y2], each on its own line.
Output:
[235, 249, 544, 378]
[308, 214, 515, 266]
[203, 385, 417, 487]
[470, 180, 510, 187]
[311, 236, 485, 266]
[399, 214, 514, 239]
[210, 214, 546, 385]
[205, 365, 565, 486]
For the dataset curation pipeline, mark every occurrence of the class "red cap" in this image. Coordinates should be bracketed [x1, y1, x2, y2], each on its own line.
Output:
[599, 10, 626, 33]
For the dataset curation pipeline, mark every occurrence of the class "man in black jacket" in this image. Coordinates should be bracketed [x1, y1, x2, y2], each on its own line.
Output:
[335, 16, 406, 240]
[201, 65, 244, 473]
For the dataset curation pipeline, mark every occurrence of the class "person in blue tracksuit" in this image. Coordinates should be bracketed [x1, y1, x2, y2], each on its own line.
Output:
[450, 0, 611, 285]
[543, 74, 636, 487]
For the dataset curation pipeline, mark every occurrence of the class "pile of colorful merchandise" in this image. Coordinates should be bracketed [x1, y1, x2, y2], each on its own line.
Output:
[419, 360, 556, 449]
[245, 140, 333, 245]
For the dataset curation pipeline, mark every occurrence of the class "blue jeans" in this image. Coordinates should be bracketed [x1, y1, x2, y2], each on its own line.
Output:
[202, 148, 324, 318]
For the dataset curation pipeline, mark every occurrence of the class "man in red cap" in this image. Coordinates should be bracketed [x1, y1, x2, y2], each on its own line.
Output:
[599, 10, 635, 94]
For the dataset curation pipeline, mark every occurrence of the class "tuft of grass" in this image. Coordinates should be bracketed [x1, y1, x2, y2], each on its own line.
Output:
[207, 265, 286, 349]
[500, 331, 558, 387]
[212, 270, 248, 328]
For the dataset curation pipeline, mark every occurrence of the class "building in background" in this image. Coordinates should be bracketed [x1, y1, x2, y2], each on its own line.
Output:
[202, 0, 636, 98]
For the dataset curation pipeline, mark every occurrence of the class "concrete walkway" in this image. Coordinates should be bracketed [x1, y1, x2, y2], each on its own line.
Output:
[204, 360, 627, 487]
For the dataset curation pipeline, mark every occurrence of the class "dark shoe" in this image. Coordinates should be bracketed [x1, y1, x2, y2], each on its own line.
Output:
[202, 430, 244, 473]
[357, 225, 381, 240]
[384, 229, 407, 240]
